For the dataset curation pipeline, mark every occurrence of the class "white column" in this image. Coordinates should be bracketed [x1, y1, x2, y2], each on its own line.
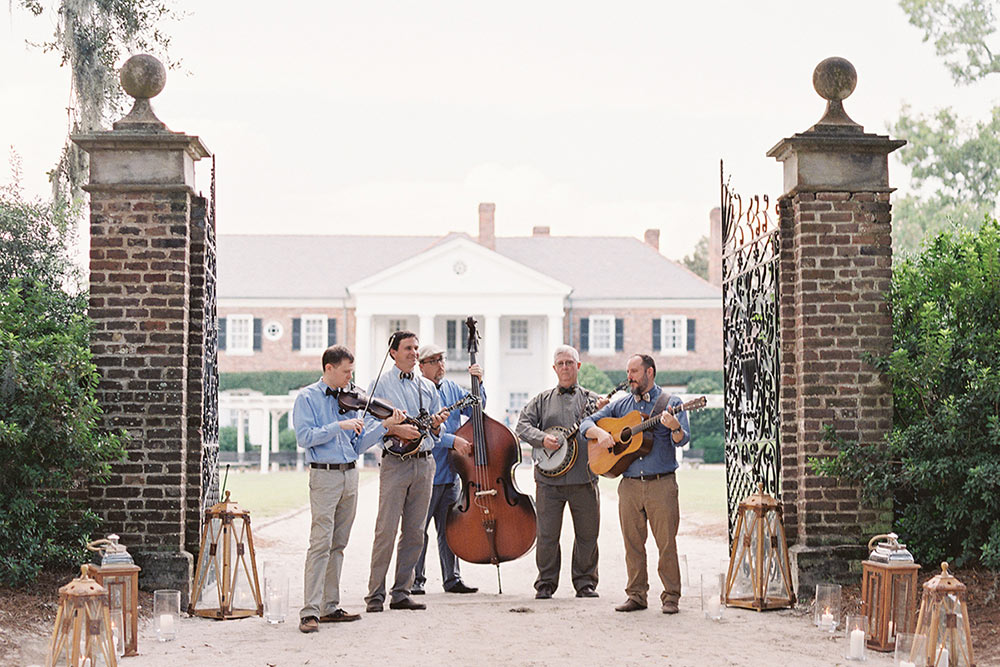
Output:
[418, 313, 435, 348]
[547, 311, 564, 357]
[236, 409, 246, 461]
[270, 410, 282, 453]
[259, 410, 271, 474]
[484, 314, 502, 418]
[355, 310, 373, 384]
[291, 402, 305, 471]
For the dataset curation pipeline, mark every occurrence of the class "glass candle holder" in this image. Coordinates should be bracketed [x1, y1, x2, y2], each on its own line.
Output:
[701, 573, 724, 620]
[264, 561, 288, 624]
[678, 554, 689, 590]
[844, 614, 869, 662]
[815, 583, 842, 632]
[154, 589, 181, 642]
[109, 605, 125, 657]
[894, 632, 927, 667]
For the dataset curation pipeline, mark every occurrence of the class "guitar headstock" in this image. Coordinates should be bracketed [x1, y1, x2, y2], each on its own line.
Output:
[683, 396, 708, 411]
[465, 317, 480, 355]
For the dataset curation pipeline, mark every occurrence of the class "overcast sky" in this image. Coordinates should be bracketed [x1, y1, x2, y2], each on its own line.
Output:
[1, 1, 993, 261]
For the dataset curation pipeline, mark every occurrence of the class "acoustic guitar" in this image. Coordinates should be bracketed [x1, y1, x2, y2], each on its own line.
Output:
[383, 393, 479, 457]
[587, 396, 707, 478]
[532, 381, 627, 478]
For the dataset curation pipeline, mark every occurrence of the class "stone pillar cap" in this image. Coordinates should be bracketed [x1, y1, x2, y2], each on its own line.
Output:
[114, 54, 168, 131]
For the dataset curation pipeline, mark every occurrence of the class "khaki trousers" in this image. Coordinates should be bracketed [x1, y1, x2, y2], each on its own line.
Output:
[365, 454, 434, 605]
[300, 467, 358, 620]
[618, 474, 681, 606]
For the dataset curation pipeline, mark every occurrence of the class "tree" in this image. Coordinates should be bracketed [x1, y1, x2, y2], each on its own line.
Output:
[577, 363, 613, 394]
[891, 0, 1000, 253]
[16, 0, 176, 202]
[681, 235, 709, 280]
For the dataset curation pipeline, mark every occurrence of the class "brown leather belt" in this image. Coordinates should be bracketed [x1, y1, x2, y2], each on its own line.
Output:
[309, 461, 356, 470]
[382, 449, 432, 460]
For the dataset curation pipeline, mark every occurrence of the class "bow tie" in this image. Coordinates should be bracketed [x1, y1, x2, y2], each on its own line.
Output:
[400, 371, 414, 380]
[636, 392, 651, 403]
[325, 387, 340, 398]
[558, 386, 576, 395]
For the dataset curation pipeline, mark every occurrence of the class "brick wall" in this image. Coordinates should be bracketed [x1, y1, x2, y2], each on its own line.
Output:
[87, 190, 193, 558]
[779, 191, 894, 550]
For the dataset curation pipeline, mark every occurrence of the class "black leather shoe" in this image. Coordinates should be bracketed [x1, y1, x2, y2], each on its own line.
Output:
[389, 597, 426, 610]
[411, 588, 425, 595]
[535, 586, 554, 600]
[365, 600, 383, 613]
[445, 582, 478, 594]
[614, 599, 647, 612]
[575, 586, 599, 598]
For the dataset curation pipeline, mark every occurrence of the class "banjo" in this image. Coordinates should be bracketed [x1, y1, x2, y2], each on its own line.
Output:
[532, 382, 627, 478]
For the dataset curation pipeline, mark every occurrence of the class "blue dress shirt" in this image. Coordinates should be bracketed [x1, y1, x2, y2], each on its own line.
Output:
[432, 380, 486, 485]
[293, 379, 387, 464]
[579, 384, 691, 477]
[364, 368, 443, 453]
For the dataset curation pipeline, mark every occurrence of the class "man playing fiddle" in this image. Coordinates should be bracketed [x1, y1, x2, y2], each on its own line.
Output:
[581, 354, 690, 615]
[516, 345, 608, 600]
[294, 345, 405, 634]
[412, 343, 478, 596]
[364, 331, 449, 613]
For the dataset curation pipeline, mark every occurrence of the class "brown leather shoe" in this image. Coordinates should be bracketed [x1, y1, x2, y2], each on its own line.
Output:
[575, 585, 599, 598]
[319, 608, 361, 622]
[366, 600, 383, 613]
[614, 599, 647, 612]
[388, 597, 426, 610]
[661, 601, 679, 614]
[298, 616, 319, 633]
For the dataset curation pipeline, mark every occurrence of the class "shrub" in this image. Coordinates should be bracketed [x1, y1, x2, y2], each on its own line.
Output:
[0, 279, 126, 585]
[814, 218, 1000, 568]
[689, 407, 724, 463]
[220, 371, 316, 395]
[578, 362, 613, 394]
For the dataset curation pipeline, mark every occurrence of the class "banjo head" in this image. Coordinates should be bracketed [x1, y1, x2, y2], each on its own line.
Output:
[533, 426, 578, 477]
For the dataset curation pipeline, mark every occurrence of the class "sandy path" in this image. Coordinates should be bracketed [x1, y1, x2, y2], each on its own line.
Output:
[125, 467, 893, 667]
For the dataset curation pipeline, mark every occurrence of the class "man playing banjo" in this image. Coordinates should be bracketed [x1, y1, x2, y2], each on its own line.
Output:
[516, 345, 609, 599]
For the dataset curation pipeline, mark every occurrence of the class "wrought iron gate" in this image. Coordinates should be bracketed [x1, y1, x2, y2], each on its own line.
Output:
[721, 166, 781, 542]
[200, 157, 221, 513]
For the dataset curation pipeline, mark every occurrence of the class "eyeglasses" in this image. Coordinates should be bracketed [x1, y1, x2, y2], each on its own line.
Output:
[420, 357, 445, 365]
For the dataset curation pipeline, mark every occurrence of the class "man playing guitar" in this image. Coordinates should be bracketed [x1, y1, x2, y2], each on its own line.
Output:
[581, 354, 691, 615]
[516, 345, 609, 600]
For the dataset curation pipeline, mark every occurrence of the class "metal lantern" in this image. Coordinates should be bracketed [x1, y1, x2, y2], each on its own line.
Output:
[86, 534, 140, 657]
[914, 562, 976, 667]
[724, 483, 796, 610]
[189, 490, 263, 619]
[47, 565, 118, 666]
[860, 532, 920, 653]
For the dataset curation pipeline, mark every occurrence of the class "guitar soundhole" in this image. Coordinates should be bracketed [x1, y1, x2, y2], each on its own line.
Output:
[621, 428, 632, 444]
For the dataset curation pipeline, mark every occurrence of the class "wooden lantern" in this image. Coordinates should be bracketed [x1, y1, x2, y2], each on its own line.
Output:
[48, 565, 118, 666]
[86, 534, 140, 657]
[860, 532, 920, 652]
[914, 562, 976, 667]
[724, 483, 796, 610]
[189, 490, 263, 619]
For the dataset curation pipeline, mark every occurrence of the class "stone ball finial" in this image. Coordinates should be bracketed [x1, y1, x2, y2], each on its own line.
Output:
[120, 54, 166, 100]
[812, 57, 857, 103]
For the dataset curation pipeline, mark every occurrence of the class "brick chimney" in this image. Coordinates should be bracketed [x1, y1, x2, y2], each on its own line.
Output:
[532, 226, 550, 236]
[478, 202, 495, 250]
[644, 228, 660, 252]
[708, 207, 722, 287]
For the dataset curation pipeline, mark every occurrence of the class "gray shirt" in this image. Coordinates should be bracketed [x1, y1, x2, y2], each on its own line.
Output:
[516, 384, 601, 486]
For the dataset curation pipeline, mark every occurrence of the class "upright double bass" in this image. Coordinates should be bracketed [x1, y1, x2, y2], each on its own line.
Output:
[446, 317, 536, 587]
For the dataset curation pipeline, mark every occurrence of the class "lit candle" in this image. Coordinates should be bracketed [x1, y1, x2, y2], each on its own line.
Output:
[820, 608, 834, 628]
[849, 628, 865, 659]
[159, 613, 175, 635]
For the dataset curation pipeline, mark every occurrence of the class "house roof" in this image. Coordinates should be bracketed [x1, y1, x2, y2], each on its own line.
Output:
[217, 233, 720, 301]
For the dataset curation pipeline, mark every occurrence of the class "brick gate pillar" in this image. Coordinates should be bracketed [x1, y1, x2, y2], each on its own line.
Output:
[766, 58, 904, 596]
[73, 55, 211, 601]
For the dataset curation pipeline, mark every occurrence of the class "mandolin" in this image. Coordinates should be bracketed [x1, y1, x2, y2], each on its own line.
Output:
[587, 396, 707, 478]
[383, 393, 479, 457]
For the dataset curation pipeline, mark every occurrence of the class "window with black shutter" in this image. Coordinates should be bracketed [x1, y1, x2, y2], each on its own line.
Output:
[292, 318, 301, 351]
[253, 318, 262, 351]
[328, 318, 337, 346]
[219, 317, 227, 351]
[652, 318, 661, 351]
[687, 318, 696, 351]
[580, 318, 589, 351]
[615, 318, 624, 352]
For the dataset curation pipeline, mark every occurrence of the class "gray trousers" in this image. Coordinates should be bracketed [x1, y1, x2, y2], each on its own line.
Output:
[300, 467, 358, 620]
[365, 454, 434, 605]
[534, 480, 600, 594]
[414, 479, 463, 592]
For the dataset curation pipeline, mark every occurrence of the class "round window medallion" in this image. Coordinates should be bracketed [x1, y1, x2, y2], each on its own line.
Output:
[264, 321, 283, 341]
[453, 260, 467, 275]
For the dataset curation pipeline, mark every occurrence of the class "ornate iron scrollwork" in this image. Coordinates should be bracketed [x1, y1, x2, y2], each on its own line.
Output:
[201, 157, 220, 512]
[721, 164, 781, 543]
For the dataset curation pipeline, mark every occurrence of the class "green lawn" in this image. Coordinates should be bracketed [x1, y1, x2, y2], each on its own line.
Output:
[221, 469, 379, 519]
[599, 463, 727, 523]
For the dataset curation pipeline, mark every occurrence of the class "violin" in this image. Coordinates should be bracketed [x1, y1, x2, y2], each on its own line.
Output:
[335, 384, 396, 420]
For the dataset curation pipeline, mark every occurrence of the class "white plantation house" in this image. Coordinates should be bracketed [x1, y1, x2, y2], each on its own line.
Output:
[217, 204, 722, 441]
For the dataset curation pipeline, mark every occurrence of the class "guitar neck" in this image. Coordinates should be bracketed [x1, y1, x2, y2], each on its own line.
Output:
[634, 403, 682, 435]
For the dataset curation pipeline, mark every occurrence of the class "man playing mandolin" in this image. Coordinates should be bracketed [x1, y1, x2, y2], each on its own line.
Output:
[294, 345, 405, 634]
[516, 345, 608, 600]
[581, 353, 690, 615]
[363, 331, 449, 613]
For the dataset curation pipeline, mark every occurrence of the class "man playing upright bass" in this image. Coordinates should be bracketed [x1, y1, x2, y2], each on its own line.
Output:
[516, 345, 608, 600]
